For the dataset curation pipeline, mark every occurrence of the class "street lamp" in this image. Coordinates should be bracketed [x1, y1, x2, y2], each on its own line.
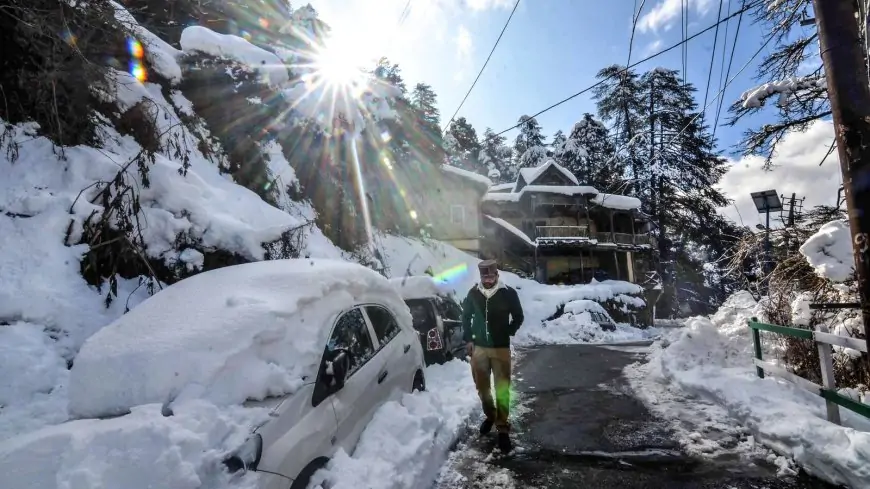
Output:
[750, 190, 783, 285]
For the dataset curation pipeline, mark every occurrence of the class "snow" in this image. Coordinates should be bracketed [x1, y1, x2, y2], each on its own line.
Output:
[483, 184, 599, 202]
[68, 259, 407, 418]
[321, 360, 478, 489]
[515, 298, 658, 345]
[442, 164, 493, 188]
[630, 291, 870, 488]
[489, 183, 515, 192]
[740, 76, 826, 109]
[389, 275, 454, 300]
[518, 159, 579, 186]
[799, 220, 854, 283]
[592, 193, 642, 211]
[112, 1, 183, 84]
[180, 26, 289, 86]
[0, 400, 266, 489]
[483, 215, 536, 247]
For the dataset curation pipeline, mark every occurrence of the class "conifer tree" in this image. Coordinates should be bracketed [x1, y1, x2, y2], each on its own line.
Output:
[514, 115, 547, 170]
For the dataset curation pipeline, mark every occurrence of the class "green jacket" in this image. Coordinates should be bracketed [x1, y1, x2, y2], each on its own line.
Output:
[462, 283, 524, 348]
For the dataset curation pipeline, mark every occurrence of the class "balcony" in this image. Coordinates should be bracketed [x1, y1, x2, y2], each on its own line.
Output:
[535, 226, 589, 239]
[533, 226, 656, 248]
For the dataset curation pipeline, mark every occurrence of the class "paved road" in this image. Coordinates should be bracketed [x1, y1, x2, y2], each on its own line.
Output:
[437, 343, 837, 489]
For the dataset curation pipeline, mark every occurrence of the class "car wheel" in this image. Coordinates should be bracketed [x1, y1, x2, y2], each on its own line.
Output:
[289, 457, 330, 489]
[412, 370, 426, 392]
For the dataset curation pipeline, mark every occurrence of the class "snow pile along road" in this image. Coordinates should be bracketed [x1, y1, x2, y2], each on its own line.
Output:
[517, 299, 658, 345]
[632, 291, 870, 487]
[322, 360, 479, 489]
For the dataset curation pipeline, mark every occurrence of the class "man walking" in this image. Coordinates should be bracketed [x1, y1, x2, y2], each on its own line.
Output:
[462, 259, 524, 453]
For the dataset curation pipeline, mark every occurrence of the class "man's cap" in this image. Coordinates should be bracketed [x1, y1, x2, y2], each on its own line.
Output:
[478, 259, 498, 275]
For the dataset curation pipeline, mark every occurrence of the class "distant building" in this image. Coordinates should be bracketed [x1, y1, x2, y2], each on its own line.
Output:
[419, 165, 492, 257]
[479, 159, 657, 285]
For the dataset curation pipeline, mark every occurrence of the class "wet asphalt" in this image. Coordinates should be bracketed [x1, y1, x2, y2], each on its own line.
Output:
[437, 343, 838, 489]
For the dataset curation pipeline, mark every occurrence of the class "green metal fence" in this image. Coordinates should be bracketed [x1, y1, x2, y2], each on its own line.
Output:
[748, 317, 870, 423]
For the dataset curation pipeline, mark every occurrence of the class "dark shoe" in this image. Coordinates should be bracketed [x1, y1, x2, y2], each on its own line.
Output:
[479, 418, 494, 435]
[497, 432, 512, 453]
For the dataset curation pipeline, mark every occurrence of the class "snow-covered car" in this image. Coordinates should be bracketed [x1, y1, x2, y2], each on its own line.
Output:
[389, 276, 466, 365]
[66, 259, 426, 489]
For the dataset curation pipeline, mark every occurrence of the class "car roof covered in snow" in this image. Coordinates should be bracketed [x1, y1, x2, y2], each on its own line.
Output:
[68, 259, 410, 418]
[564, 299, 610, 316]
[389, 276, 454, 301]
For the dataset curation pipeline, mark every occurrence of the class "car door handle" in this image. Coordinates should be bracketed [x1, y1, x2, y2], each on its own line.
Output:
[403, 344, 411, 354]
[378, 370, 388, 384]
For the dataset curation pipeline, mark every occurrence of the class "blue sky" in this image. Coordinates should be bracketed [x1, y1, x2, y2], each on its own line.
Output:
[305, 0, 776, 154]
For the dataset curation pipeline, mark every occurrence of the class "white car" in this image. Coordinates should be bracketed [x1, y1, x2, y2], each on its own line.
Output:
[66, 259, 426, 489]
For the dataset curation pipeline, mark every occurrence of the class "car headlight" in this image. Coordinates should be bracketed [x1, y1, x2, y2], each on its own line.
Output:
[223, 434, 263, 473]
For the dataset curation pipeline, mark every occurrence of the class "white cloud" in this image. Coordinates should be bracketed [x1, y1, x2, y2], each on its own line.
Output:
[453, 25, 473, 81]
[639, 0, 714, 33]
[643, 39, 664, 56]
[717, 119, 841, 228]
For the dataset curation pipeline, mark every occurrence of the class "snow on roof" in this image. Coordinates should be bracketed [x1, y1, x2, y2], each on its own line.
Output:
[441, 165, 493, 188]
[799, 220, 854, 283]
[519, 159, 579, 186]
[591, 193, 642, 211]
[490, 183, 515, 192]
[483, 184, 598, 202]
[179, 26, 289, 86]
[484, 215, 536, 247]
[388, 276, 453, 300]
[68, 259, 409, 418]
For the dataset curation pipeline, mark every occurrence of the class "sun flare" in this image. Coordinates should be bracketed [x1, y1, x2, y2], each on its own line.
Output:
[313, 36, 369, 90]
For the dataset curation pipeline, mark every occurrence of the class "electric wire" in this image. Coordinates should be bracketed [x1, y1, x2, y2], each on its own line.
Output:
[488, 0, 764, 140]
[442, 0, 522, 132]
[713, 0, 732, 130]
[712, 0, 746, 139]
[701, 0, 726, 122]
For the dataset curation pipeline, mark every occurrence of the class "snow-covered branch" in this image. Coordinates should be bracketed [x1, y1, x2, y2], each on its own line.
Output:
[740, 76, 826, 109]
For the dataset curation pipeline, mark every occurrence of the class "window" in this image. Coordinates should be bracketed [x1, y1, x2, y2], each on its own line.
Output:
[327, 308, 376, 378]
[450, 204, 465, 226]
[406, 299, 435, 333]
[365, 305, 401, 345]
[435, 297, 462, 322]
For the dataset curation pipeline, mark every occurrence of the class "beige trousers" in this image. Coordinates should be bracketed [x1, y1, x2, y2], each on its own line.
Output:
[470, 346, 512, 433]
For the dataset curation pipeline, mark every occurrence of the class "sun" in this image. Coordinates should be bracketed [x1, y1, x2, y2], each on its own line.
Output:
[312, 35, 370, 90]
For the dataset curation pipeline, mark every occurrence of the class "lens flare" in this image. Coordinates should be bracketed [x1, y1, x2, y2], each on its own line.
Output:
[62, 29, 77, 46]
[127, 38, 144, 59]
[130, 61, 147, 82]
[258, 18, 269, 29]
[432, 263, 469, 285]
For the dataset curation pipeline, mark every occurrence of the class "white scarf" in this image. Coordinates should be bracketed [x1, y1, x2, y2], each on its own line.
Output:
[478, 280, 503, 299]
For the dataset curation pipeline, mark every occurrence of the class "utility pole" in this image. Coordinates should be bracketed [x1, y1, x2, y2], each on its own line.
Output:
[813, 0, 870, 359]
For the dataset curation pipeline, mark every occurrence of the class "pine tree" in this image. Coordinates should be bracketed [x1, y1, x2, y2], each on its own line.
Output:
[445, 117, 485, 173]
[593, 66, 646, 196]
[480, 128, 512, 183]
[558, 113, 622, 190]
[514, 115, 547, 170]
[410, 83, 444, 164]
[549, 130, 567, 158]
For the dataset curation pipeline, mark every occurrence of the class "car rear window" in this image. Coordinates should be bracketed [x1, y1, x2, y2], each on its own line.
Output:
[405, 299, 434, 331]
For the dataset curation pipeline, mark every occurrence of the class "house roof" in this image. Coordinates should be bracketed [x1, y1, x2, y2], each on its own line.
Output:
[441, 164, 492, 190]
[518, 159, 579, 186]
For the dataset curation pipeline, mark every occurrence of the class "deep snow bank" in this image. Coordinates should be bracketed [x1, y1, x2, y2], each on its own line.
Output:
[320, 360, 478, 489]
[634, 291, 870, 487]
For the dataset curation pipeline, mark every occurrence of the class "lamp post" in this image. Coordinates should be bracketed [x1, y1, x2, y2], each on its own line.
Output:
[750, 190, 783, 291]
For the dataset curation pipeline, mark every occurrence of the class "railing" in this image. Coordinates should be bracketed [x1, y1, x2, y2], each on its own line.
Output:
[748, 317, 870, 422]
[536, 226, 589, 238]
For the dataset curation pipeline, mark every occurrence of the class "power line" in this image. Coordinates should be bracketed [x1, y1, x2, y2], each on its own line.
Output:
[712, 0, 746, 139]
[489, 0, 763, 140]
[713, 0, 732, 125]
[398, 0, 412, 25]
[442, 0, 522, 132]
[701, 0, 726, 121]
[626, 0, 648, 66]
